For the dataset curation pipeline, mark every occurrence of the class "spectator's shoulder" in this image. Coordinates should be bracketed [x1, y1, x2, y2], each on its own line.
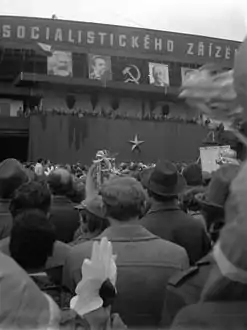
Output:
[168, 254, 212, 288]
[168, 266, 200, 287]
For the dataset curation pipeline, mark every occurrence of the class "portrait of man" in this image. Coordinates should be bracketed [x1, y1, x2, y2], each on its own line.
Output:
[149, 63, 169, 87]
[88, 54, 112, 81]
[47, 51, 73, 77]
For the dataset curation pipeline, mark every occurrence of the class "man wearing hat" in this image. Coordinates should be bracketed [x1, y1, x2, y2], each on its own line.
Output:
[0, 159, 29, 239]
[141, 160, 211, 265]
[161, 164, 240, 327]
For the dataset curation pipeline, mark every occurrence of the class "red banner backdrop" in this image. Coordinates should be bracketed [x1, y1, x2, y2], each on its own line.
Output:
[28, 115, 208, 164]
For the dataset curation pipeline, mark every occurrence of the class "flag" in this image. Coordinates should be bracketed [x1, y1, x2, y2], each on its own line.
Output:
[111, 57, 149, 84]
[37, 42, 53, 56]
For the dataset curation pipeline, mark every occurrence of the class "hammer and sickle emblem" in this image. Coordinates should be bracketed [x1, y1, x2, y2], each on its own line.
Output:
[122, 64, 141, 84]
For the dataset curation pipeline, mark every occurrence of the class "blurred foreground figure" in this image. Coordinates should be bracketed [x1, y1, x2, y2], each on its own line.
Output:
[0, 252, 60, 329]
[161, 164, 240, 327]
[171, 219, 247, 330]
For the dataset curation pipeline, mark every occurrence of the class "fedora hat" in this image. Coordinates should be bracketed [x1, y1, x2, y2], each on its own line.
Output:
[75, 195, 105, 219]
[0, 159, 29, 199]
[146, 160, 185, 197]
[196, 164, 240, 212]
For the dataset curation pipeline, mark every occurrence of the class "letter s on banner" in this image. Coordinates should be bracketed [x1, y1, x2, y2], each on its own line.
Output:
[87, 31, 95, 44]
[2, 25, 11, 38]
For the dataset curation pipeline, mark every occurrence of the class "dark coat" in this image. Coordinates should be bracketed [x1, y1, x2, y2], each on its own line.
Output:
[62, 224, 189, 327]
[50, 195, 80, 243]
[171, 302, 247, 330]
[141, 201, 211, 264]
[160, 253, 214, 327]
[0, 200, 12, 240]
[0, 236, 71, 284]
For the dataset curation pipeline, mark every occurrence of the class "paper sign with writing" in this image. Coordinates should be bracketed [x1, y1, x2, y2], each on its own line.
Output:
[200, 145, 231, 173]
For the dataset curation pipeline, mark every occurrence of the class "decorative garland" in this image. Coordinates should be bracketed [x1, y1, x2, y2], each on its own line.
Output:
[18, 107, 201, 124]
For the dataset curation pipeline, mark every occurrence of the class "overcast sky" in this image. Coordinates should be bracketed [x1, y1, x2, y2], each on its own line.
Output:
[1, 0, 247, 41]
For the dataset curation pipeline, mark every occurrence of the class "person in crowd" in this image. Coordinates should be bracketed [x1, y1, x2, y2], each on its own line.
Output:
[182, 163, 203, 188]
[63, 176, 189, 327]
[180, 163, 205, 224]
[47, 168, 80, 243]
[9, 209, 63, 305]
[0, 180, 71, 284]
[72, 194, 109, 245]
[0, 158, 29, 239]
[171, 219, 247, 330]
[9, 180, 51, 217]
[161, 164, 240, 327]
[141, 160, 211, 265]
[197, 164, 240, 238]
[0, 251, 60, 329]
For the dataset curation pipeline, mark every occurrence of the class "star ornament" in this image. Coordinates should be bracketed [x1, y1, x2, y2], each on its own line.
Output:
[129, 134, 144, 152]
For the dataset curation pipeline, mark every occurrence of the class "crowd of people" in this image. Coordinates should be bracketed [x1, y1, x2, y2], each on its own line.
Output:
[0, 154, 246, 330]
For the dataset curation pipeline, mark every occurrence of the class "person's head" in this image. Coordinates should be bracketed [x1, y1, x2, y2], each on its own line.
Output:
[47, 168, 73, 196]
[100, 177, 146, 223]
[9, 180, 51, 218]
[152, 65, 166, 85]
[0, 159, 29, 200]
[9, 209, 56, 271]
[182, 163, 203, 187]
[75, 195, 109, 235]
[92, 56, 106, 76]
[146, 160, 185, 203]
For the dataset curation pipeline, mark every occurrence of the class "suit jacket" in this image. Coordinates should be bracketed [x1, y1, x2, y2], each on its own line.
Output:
[171, 302, 247, 330]
[50, 195, 80, 243]
[0, 200, 12, 240]
[161, 253, 214, 327]
[141, 201, 211, 265]
[62, 224, 189, 327]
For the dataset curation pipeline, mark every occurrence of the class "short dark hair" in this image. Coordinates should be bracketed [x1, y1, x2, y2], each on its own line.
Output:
[9, 209, 56, 270]
[9, 181, 51, 217]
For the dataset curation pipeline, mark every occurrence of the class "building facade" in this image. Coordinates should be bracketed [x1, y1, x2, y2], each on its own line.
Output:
[0, 16, 240, 163]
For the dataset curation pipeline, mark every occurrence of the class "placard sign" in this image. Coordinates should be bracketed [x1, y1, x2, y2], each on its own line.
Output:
[200, 145, 230, 173]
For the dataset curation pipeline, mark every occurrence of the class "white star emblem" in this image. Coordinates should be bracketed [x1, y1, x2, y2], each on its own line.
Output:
[129, 134, 144, 151]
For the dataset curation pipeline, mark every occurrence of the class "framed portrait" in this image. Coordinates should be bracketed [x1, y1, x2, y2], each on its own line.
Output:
[88, 54, 112, 81]
[181, 67, 198, 84]
[149, 62, 169, 87]
[47, 51, 73, 77]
